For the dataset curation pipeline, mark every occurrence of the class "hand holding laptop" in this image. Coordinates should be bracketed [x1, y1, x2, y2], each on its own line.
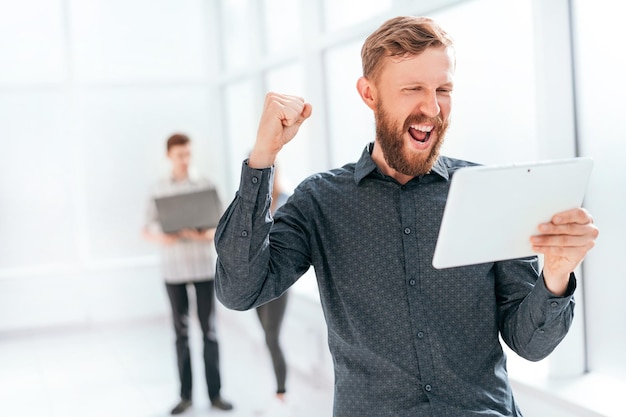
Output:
[531, 207, 598, 296]
[178, 228, 216, 242]
[153, 227, 217, 246]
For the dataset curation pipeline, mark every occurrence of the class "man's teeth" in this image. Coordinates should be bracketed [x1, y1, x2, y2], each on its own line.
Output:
[410, 125, 434, 132]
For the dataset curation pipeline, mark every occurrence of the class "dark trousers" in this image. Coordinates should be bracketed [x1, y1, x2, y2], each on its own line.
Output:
[256, 292, 289, 394]
[165, 280, 221, 401]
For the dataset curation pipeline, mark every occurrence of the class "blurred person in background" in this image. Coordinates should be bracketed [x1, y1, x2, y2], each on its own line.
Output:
[142, 133, 233, 415]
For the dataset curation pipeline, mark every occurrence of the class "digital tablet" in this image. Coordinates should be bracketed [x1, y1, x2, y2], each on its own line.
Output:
[432, 157, 594, 269]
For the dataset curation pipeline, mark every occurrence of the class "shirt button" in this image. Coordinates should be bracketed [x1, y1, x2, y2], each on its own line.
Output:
[241, 230, 248, 237]
[409, 279, 416, 286]
[251, 176, 259, 184]
[404, 227, 411, 235]
[417, 331, 424, 338]
[550, 301, 559, 308]
[424, 384, 432, 392]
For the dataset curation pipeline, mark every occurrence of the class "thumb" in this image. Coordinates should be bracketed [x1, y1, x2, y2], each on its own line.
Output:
[285, 102, 312, 128]
[301, 102, 313, 121]
[281, 102, 313, 127]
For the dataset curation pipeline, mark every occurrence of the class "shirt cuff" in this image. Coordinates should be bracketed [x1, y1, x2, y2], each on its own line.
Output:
[540, 271, 577, 298]
[532, 272, 577, 320]
[239, 159, 274, 206]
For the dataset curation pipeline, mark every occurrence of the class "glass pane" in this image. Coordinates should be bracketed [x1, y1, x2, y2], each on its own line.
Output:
[220, 0, 256, 71]
[573, 0, 626, 380]
[223, 79, 260, 188]
[265, 62, 305, 102]
[323, 0, 391, 32]
[0, 0, 66, 83]
[69, 0, 207, 82]
[324, 41, 375, 167]
[432, 0, 538, 165]
[263, 0, 301, 56]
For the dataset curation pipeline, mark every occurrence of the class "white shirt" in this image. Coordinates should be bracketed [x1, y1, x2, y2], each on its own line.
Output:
[145, 174, 222, 284]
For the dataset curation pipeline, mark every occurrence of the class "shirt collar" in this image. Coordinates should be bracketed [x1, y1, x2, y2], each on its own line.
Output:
[354, 142, 450, 185]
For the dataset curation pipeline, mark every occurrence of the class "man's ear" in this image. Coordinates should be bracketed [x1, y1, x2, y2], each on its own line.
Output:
[356, 76, 377, 111]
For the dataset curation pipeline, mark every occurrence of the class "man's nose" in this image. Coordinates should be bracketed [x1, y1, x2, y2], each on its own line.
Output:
[418, 92, 440, 118]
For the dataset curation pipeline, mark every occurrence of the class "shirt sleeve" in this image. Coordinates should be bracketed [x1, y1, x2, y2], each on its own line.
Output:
[214, 161, 312, 310]
[144, 187, 161, 233]
[496, 259, 576, 361]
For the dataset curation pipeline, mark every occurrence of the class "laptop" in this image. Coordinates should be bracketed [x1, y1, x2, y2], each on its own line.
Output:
[432, 157, 594, 269]
[154, 187, 223, 234]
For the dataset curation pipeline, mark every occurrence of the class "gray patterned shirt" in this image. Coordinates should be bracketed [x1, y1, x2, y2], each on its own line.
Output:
[215, 143, 576, 417]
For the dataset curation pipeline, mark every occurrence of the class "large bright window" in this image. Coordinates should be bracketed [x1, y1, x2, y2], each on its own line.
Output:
[572, 0, 626, 381]
[262, 0, 302, 56]
[432, 0, 538, 165]
[219, 0, 257, 71]
[324, 41, 375, 166]
[322, 0, 392, 32]
[222, 78, 260, 191]
[0, 0, 66, 84]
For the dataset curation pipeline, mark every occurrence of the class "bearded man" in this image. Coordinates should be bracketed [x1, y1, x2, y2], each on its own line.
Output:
[214, 16, 598, 417]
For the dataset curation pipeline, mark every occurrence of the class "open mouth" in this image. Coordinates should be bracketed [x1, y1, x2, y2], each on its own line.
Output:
[408, 124, 433, 143]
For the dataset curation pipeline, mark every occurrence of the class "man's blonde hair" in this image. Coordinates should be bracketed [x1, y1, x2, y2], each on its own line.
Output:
[361, 16, 454, 82]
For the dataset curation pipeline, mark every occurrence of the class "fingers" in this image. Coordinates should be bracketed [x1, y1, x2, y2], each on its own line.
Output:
[533, 207, 599, 286]
[535, 208, 598, 237]
[161, 233, 179, 245]
[531, 207, 599, 251]
[205, 228, 216, 241]
[530, 233, 596, 252]
[536, 221, 596, 237]
[549, 207, 594, 226]
[179, 229, 202, 239]
[266, 92, 311, 127]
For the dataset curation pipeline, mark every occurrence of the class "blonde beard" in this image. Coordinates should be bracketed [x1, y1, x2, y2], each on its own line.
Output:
[374, 103, 447, 177]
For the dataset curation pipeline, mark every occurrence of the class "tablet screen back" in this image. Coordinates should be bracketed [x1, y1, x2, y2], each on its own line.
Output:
[432, 157, 593, 269]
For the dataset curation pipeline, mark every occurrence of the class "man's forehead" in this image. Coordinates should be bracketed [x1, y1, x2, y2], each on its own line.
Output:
[381, 50, 455, 80]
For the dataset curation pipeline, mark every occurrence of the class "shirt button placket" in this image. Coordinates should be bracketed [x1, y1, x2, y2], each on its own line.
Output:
[245, 175, 259, 238]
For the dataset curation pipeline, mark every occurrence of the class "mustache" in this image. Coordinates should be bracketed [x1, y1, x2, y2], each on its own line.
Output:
[402, 114, 444, 132]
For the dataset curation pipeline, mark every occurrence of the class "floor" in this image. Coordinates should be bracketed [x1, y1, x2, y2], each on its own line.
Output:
[0, 306, 334, 417]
